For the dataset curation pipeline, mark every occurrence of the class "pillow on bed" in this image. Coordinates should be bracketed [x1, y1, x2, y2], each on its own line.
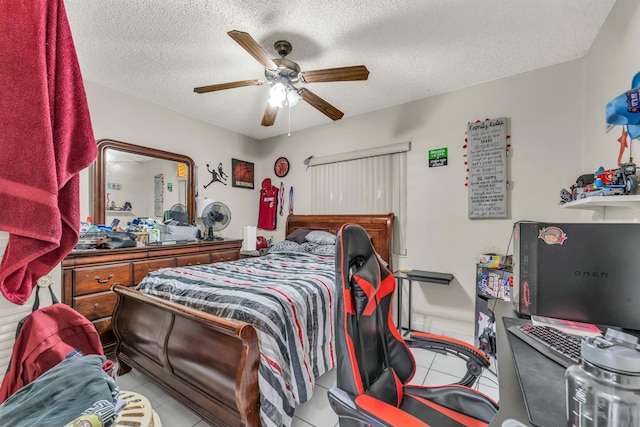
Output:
[309, 244, 336, 256]
[305, 230, 336, 245]
[298, 242, 317, 252]
[298, 242, 336, 256]
[285, 228, 311, 244]
[269, 240, 301, 253]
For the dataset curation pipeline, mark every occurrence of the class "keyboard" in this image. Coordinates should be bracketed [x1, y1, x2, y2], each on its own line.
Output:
[508, 324, 582, 368]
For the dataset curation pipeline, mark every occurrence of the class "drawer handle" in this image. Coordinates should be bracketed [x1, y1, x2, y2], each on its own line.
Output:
[94, 274, 114, 284]
[94, 303, 99, 309]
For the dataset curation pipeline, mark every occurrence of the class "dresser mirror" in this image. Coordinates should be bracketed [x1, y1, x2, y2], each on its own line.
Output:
[93, 139, 195, 227]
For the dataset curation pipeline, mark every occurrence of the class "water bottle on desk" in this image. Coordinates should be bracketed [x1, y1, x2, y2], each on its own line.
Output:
[566, 329, 640, 426]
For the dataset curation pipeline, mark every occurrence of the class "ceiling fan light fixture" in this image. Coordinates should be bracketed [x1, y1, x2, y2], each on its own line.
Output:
[268, 82, 286, 107]
[287, 89, 301, 106]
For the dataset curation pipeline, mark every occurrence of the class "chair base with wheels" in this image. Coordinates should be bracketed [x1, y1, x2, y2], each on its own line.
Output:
[407, 330, 491, 387]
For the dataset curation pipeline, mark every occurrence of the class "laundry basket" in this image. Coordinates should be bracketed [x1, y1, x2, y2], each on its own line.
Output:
[114, 390, 161, 427]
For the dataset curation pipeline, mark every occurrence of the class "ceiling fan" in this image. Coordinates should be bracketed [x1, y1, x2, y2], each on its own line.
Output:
[194, 30, 370, 127]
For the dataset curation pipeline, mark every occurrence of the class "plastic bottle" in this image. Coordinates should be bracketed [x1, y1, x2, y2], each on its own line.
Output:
[566, 329, 640, 426]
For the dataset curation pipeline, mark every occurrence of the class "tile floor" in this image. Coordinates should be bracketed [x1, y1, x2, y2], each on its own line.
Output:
[114, 335, 499, 427]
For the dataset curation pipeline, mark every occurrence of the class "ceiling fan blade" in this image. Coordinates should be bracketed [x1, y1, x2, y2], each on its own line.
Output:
[299, 88, 344, 121]
[300, 65, 370, 83]
[261, 104, 279, 127]
[194, 79, 263, 94]
[227, 30, 278, 70]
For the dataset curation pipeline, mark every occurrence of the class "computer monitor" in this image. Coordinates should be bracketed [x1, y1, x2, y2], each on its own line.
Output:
[513, 221, 640, 332]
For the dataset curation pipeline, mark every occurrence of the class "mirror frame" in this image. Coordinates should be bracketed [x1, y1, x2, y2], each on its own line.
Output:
[93, 139, 196, 226]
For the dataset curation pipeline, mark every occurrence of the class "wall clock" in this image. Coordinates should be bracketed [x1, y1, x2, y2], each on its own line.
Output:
[274, 157, 290, 177]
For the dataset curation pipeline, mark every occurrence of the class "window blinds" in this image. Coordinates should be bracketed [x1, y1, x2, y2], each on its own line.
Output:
[310, 143, 409, 255]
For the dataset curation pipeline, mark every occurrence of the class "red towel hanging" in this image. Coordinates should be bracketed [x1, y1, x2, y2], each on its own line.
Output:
[0, 0, 97, 304]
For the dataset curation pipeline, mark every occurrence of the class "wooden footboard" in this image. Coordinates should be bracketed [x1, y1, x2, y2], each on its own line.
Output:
[111, 284, 260, 427]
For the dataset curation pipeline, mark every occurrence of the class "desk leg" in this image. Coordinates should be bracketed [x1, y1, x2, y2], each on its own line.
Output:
[407, 278, 412, 333]
[396, 276, 403, 332]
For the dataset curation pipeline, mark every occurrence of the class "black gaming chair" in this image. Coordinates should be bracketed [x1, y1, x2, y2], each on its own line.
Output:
[328, 224, 499, 427]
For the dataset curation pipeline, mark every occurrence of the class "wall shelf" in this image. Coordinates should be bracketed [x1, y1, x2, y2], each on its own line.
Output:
[406, 270, 454, 285]
[560, 195, 640, 220]
[106, 211, 135, 217]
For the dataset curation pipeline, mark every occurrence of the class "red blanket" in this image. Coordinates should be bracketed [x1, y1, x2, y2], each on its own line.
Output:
[0, 0, 97, 304]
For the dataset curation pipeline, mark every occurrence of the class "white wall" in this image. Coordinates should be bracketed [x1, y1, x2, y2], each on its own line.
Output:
[259, 60, 585, 334]
[257, 0, 640, 335]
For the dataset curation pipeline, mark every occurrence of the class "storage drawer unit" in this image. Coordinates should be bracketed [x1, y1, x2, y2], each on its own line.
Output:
[74, 263, 131, 296]
[133, 258, 176, 285]
[73, 291, 118, 320]
[62, 238, 243, 353]
[211, 250, 239, 263]
[176, 253, 211, 267]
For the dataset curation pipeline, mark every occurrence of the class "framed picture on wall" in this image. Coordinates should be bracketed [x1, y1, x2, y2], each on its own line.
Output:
[177, 162, 188, 178]
[231, 159, 255, 189]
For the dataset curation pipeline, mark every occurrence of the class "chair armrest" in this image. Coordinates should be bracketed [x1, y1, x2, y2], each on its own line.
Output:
[328, 388, 430, 427]
[354, 394, 431, 427]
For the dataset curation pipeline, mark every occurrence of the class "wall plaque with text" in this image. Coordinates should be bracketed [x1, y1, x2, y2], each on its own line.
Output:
[467, 118, 508, 219]
[154, 174, 164, 217]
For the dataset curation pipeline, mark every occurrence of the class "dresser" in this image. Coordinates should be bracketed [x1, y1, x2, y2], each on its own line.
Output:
[62, 238, 243, 353]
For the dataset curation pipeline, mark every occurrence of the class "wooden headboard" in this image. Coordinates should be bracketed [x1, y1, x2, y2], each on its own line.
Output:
[286, 214, 394, 269]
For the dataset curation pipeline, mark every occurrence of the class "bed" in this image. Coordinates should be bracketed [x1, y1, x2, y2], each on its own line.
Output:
[111, 213, 394, 427]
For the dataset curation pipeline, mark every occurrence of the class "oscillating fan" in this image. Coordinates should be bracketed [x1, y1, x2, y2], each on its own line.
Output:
[200, 201, 231, 240]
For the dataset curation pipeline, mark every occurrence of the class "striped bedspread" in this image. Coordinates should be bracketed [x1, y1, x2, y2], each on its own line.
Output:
[135, 252, 336, 427]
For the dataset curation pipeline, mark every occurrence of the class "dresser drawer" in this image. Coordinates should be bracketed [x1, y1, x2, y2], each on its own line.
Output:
[73, 291, 117, 321]
[133, 258, 176, 284]
[176, 253, 211, 267]
[211, 250, 238, 263]
[93, 317, 115, 351]
[74, 263, 131, 296]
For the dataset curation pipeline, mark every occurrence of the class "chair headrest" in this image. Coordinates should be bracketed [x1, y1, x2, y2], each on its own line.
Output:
[337, 224, 382, 317]
[338, 224, 376, 267]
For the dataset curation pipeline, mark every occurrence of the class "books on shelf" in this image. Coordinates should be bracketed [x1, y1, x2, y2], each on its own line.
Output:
[531, 315, 603, 338]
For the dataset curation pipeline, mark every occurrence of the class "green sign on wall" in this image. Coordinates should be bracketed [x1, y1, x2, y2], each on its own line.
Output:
[428, 147, 448, 167]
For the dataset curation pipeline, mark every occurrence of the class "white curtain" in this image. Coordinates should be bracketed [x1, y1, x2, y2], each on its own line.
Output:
[310, 144, 408, 255]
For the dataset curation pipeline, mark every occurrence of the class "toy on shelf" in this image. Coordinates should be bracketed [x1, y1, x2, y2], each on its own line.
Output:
[591, 163, 638, 195]
[559, 163, 638, 204]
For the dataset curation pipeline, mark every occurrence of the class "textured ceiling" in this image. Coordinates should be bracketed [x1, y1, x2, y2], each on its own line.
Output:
[64, 0, 616, 141]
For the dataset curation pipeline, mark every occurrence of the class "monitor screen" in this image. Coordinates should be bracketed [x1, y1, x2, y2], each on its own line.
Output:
[513, 221, 640, 332]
